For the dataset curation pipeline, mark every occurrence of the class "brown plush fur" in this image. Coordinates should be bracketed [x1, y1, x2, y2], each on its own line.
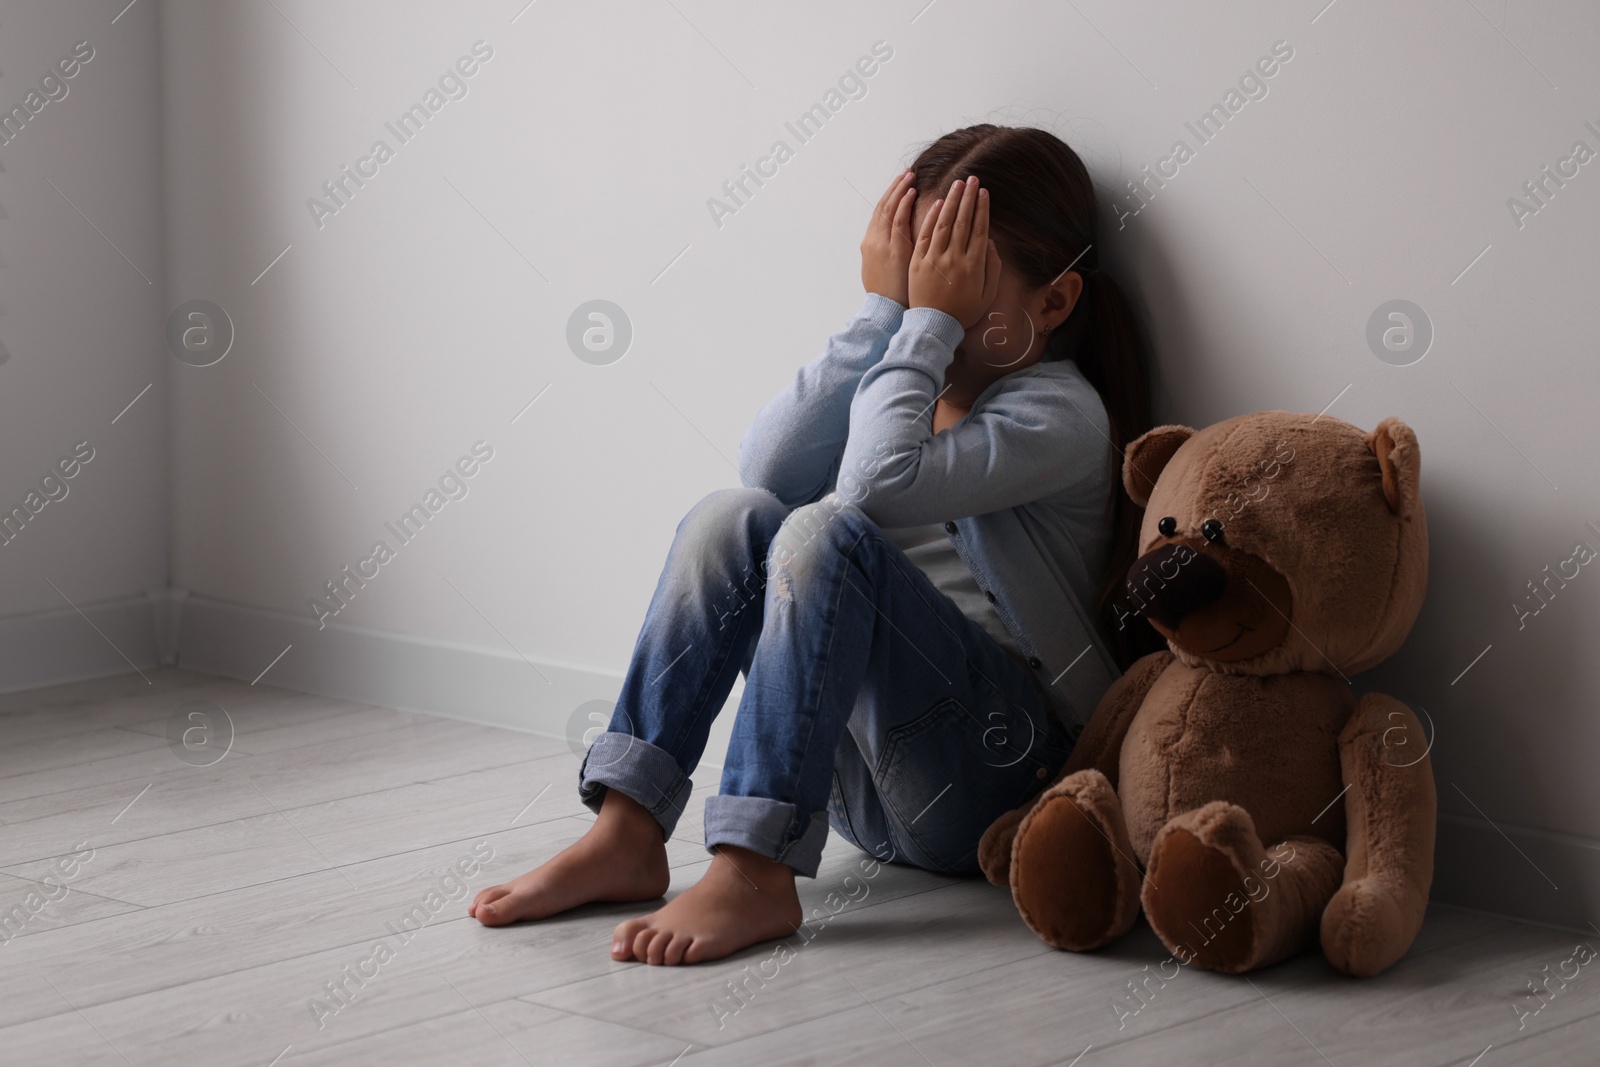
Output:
[978, 410, 1435, 977]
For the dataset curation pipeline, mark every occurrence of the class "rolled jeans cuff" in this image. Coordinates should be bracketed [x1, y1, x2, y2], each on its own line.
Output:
[578, 732, 692, 839]
[702, 795, 830, 878]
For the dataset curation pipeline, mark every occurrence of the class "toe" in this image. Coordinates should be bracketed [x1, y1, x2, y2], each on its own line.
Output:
[475, 888, 530, 926]
[470, 884, 509, 917]
[662, 933, 691, 966]
[611, 919, 645, 960]
[632, 926, 656, 963]
[645, 929, 669, 966]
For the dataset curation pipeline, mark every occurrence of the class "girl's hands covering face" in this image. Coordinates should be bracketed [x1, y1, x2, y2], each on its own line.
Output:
[860, 170, 918, 307]
[909, 176, 1001, 330]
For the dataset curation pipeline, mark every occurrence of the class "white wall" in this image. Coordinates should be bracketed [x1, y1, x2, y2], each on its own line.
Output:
[7, 0, 1597, 929]
[0, 0, 167, 685]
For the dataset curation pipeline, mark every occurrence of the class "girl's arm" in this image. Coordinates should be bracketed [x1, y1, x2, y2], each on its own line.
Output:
[736, 293, 905, 506]
[838, 306, 1112, 527]
[841, 176, 1110, 526]
[739, 170, 921, 506]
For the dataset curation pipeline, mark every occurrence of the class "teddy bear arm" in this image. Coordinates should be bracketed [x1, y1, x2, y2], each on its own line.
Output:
[1320, 692, 1437, 977]
[1060, 650, 1175, 782]
[976, 650, 1173, 885]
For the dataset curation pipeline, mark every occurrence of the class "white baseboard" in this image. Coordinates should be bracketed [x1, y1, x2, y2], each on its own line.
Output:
[175, 592, 745, 773]
[175, 594, 629, 746]
[5, 588, 1595, 934]
[0, 593, 161, 694]
[1433, 813, 1600, 935]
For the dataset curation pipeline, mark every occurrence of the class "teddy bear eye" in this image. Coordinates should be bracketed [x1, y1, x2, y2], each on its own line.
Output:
[1201, 519, 1225, 543]
[1157, 516, 1177, 537]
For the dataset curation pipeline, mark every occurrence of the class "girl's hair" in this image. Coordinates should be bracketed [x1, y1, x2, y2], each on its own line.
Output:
[908, 124, 1164, 668]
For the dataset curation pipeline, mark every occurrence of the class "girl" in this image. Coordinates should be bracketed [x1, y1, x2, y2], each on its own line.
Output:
[470, 124, 1155, 966]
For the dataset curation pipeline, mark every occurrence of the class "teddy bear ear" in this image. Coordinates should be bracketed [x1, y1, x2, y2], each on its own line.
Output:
[1122, 425, 1195, 506]
[1367, 417, 1421, 515]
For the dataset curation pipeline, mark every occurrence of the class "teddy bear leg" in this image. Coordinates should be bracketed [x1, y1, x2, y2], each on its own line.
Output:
[978, 651, 1174, 888]
[1142, 802, 1343, 973]
[1320, 694, 1436, 977]
[1009, 768, 1142, 951]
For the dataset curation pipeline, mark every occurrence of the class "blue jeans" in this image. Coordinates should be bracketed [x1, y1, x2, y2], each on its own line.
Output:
[577, 487, 1076, 877]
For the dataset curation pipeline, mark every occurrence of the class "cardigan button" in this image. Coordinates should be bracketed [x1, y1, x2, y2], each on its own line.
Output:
[984, 590, 996, 603]
[1027, 656, 1043, 670]
[943, 521, 957, 534]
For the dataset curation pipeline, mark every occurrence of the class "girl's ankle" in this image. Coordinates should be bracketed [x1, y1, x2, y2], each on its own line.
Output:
[594, 790, 668, 845]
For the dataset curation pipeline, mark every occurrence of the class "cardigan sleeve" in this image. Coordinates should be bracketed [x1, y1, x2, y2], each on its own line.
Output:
[837, 306, 1113, 527]
[737, 292, 906, 507]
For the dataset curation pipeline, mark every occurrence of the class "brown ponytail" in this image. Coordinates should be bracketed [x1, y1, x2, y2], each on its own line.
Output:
[1052, 267, 1167, 667]
[907, 125, 1164, 668]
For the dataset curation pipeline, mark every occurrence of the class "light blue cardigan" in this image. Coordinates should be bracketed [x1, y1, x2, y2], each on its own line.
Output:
[737, 292, 1123, 734]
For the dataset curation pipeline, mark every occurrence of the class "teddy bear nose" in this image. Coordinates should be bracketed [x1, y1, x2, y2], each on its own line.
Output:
[1125, 543, 1228, 628]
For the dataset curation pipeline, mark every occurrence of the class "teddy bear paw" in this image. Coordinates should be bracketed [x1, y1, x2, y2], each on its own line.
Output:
[1321, 877, 1416, 977]
[1143, 803, 1343, 974]
[1009, 770, 1141, 951]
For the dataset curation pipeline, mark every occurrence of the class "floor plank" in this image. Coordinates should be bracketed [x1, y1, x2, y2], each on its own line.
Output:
[0, 725, 171, 784]
[630, 1003, 924, 1067]
[289, 1001, 689, 1067]
[0, 870, 143, 940]
[278, 753, 600, 867]
[2, 807, 346, 906]
[0, 761, 280, 867]
[1472, 1007, 1600, 1066]
[230, 718, 568, 810]
[0, 819, 604, 1028]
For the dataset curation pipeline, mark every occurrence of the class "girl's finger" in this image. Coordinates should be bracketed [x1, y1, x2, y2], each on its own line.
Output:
[972, 187, 991, 255]
[875, 169, 910, 218]
[952, 176, 978, 251]
[871, 170, 910, 237]
[915, 196, 943, 256]
[891, 182, 917, 247]
[982, 238, 1002, 308]
[930, 179, 963, 256]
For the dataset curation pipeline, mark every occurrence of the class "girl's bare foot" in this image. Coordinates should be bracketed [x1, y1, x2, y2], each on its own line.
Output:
[611, 844, 803, 965]
[470, 791, 669, 926]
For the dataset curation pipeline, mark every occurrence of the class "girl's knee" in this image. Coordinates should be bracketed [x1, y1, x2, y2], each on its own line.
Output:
[771, 494, 875, 577]
[692, 485, 787, 518]
[677, 487, 789, 554]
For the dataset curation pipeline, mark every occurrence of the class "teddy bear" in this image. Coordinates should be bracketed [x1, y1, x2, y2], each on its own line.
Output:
[977, 410, 1435, 977]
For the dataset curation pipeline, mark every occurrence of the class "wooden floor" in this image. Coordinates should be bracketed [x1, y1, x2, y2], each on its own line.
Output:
[1, 669, 1595, 1066]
